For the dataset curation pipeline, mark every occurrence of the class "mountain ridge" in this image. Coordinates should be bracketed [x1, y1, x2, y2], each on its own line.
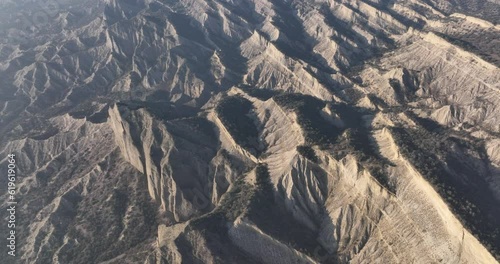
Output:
[0, 0, 499, 263]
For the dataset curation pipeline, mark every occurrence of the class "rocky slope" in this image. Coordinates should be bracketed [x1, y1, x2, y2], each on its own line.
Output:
[0, 0, 499, 263]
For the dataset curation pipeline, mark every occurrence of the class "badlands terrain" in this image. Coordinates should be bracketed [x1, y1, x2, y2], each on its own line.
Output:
[0, 0, 499, 263]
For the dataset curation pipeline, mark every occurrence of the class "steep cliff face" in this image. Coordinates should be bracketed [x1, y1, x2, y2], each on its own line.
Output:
[1, 0, 499, 263]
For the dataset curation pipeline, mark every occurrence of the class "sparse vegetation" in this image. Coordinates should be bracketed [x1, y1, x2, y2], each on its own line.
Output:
[247, 164, 331, 261]
[434, 32, 500, 67]
[274, 93, 341, 147]
[238, 84, 281, 101]
[390, 114, 500, 257]
[216, 95, 262, 156]
[297, 145, 319, 163]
